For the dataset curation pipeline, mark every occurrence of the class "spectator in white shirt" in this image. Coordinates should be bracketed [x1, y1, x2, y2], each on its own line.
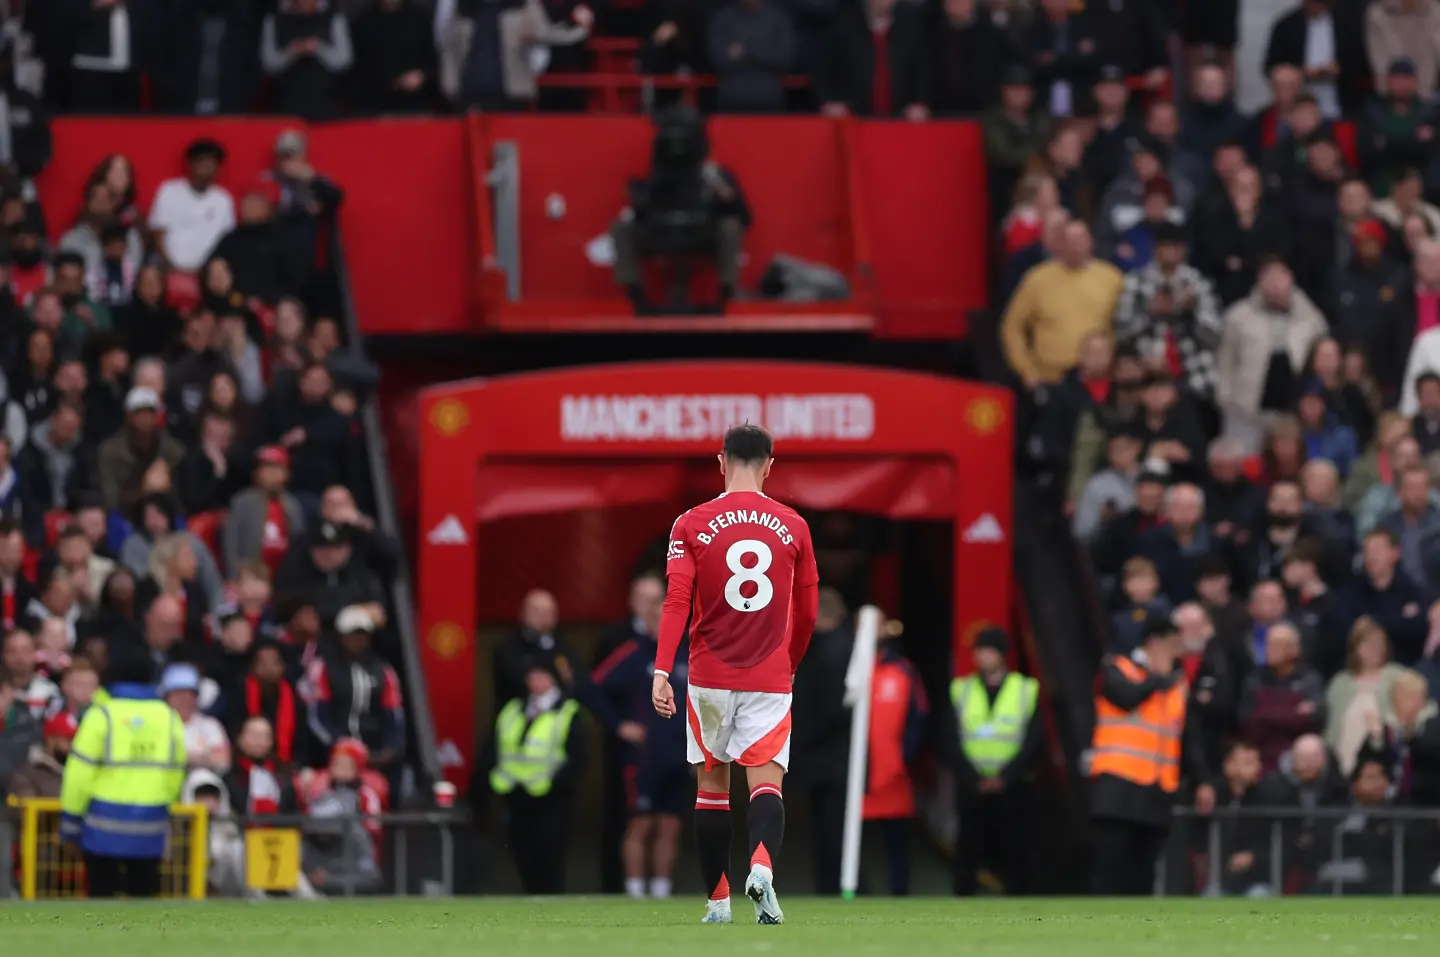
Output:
[148, 139, 236, 274]
[160, 662, 232, 773]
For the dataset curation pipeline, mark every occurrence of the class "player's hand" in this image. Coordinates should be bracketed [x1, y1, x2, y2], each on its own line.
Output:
[617, 720, 647, 744]
[651, 673, 676, 718]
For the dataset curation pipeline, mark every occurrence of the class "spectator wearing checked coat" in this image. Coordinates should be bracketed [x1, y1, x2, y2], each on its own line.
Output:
[1114, 222, 1225, 404]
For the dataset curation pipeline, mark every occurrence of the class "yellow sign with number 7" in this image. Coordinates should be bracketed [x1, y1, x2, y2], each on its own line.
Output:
[245, 828, 302, 892]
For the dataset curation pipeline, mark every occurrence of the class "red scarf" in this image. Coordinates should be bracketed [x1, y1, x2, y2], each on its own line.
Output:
[237, 757, 281, 815]
[1083, 377, 1111, 404]
[246, 677, 295, 765]
[2, 579, 14, 630]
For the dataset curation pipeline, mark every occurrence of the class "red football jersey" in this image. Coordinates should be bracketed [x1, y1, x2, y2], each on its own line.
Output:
[664, 491, 818, 693]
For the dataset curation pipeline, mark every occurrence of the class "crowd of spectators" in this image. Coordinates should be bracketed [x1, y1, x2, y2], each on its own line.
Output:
[0, 0, 1319, 120]
[979, 0, 1440, 895]
[0, 29, 410, 887]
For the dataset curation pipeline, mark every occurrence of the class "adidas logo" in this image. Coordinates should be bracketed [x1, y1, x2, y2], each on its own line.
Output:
[437, 740, 465, 768]
[427, 515, 469, 545]
[961, 513, 1005, 544]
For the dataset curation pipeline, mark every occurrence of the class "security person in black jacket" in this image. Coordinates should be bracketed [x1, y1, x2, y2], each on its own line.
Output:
[789, 587, 854, 895]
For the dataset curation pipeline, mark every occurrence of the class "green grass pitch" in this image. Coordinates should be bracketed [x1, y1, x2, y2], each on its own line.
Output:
[1, 898, 1436, 955]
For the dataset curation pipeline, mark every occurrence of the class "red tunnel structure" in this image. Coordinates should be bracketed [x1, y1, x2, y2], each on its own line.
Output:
[415, 361, 1013, 785]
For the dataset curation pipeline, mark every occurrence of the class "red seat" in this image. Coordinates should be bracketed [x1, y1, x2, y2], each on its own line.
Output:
[166, 271, 202, 315]
[44, 510, 74, 547]
[186, 510, 226, 571]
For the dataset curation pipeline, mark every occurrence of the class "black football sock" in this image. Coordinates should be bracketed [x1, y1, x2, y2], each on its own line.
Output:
[695, 789, 732, 901]
[747, 784, 785, 875]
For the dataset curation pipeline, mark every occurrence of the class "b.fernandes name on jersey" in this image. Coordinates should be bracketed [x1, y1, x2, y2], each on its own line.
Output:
[696, 509, 794, 547]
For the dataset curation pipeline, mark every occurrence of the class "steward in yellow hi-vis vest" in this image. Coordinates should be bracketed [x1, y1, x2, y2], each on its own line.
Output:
[943, 626, 1042, 897]
[477, 660, 586, 895]
[1088, 617, 1197, 897]
[60, 654, 186, 898]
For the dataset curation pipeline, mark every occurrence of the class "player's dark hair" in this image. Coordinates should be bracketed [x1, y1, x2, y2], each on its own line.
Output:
[722, 423, 773, 466]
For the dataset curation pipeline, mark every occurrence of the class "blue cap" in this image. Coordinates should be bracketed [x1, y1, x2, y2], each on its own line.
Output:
[158, 663, 200, 697]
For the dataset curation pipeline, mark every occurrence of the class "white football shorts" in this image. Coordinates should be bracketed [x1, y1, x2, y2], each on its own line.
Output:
[685, 683, 793, 771]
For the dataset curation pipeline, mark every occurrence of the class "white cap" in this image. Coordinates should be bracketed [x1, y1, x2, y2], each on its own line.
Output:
[124, 386, 162, 413]
[335, 605, 376, 634]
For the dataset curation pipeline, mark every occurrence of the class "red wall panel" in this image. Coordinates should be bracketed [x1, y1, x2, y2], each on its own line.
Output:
[39, 117, 988, 339]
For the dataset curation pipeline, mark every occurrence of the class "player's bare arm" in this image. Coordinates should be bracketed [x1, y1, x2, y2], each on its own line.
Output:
[652, 672, 675, 718]
[655, 537, 694, 720]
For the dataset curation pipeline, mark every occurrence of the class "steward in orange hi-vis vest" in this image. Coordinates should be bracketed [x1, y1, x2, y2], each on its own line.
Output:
[1088, 617, 1202, 896]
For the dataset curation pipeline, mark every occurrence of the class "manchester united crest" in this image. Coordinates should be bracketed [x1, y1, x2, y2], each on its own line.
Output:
[430, 399, 470, 438]
[965, 397, 1005, 436]
[428, 622, 468, 659]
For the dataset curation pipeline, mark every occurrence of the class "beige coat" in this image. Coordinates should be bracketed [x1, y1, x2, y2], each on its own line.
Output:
[1216, 288, 1329, 453]
[1373, 196, 1440, 239]
[438, 0, 590, 104]
[1367, 0, 1440, 99]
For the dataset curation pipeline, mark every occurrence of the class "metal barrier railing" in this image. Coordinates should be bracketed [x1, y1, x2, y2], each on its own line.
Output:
[5, 800, 464, 900]
[1168, 805, 1440, 897]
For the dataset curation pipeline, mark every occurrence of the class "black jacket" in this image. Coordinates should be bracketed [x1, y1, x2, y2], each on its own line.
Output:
[1029, 369, 1109, 477]
[1183, 641, 1240, 787]
[156, 0, 262, 115]
[273, 550, 388, 630]
[1086, 0, 1166, 78]
[1191, 199, 1291, 307]
[1025, 8, 1101, 96]
[175, 443, 249, 515]
[14, 430, 98, 545]
[929, 9, 1011, 115]
[1252, 749, 1351, 874]
[0, 87, 51, 180]
[1206, 476, 1266, 541]
[1263, 5, 1370, 115]
[349, 0, 437, 115]
[789, 624, 854, 789]
[261, 396, 362, 498]
[815, 1, 930, 116]
[211, 224, 296, 305]
[492, 630, 581, 713]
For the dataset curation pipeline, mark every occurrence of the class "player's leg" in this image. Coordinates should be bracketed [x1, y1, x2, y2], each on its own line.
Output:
[733, 691, 793, 925]
[694, 762, 733, 922]
[687, 684, 736, 923]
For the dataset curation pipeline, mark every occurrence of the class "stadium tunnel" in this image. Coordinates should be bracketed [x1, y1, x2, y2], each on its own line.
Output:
[413, 360, 1099, 892]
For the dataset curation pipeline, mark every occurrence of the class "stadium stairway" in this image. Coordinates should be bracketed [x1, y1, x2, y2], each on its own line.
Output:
[967, 308, 1107, 893]
[335, 238, 444, 797]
